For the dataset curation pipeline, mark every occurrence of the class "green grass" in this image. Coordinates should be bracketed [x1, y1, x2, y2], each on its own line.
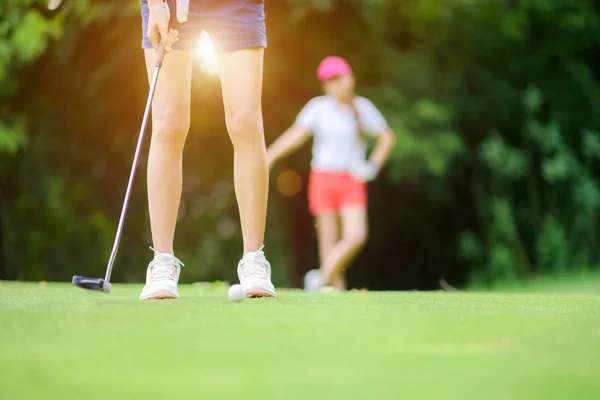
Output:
[1, 281, 599, 400]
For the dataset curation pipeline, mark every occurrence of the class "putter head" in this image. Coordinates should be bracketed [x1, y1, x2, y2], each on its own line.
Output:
[72, 276, 112, 293]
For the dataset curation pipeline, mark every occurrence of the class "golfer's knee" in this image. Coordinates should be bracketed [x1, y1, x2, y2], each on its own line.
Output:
[346, 231, 367, 251]
[225, 107, 264, 150]
[152, 113, 189, 149]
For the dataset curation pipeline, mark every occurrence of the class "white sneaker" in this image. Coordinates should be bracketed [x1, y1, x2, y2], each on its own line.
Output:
[139, 247, 184, 300]
[304, 269, 325, 292]
[237, 246, 277, 298]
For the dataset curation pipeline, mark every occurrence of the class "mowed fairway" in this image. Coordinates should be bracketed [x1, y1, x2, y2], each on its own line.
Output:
[1, 282, 599, 400]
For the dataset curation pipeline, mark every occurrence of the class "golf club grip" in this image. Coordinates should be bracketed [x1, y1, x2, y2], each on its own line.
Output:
[155, 44, 166, 68]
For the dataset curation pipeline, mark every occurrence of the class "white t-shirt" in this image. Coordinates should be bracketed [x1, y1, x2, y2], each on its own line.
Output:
[295, 95, 387, 172]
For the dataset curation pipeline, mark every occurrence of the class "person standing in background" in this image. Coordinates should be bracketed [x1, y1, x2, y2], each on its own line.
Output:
[267, 56, 396, 291]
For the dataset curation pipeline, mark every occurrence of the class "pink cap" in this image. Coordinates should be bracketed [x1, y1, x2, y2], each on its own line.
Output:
[317, 56, 352, 81]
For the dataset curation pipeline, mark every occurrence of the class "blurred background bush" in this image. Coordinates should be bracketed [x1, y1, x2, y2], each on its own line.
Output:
[1, 0, 599, 290]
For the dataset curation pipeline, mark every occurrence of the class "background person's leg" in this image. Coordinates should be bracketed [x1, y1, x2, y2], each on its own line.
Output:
[144, 49, 193, 255]
[332, 266, 347, 290]
[321, 207, 368, 286]
[217, 48, 268, 255]
[315, 212, 346, 290]
[316, 212, 338, 266]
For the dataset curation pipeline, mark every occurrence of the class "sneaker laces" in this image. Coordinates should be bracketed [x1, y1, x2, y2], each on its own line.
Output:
[148, 247, 184, 282]
[238, 245, 270, 280]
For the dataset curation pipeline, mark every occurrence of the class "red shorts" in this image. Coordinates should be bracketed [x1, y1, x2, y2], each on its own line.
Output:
[308, 170, 367, 215]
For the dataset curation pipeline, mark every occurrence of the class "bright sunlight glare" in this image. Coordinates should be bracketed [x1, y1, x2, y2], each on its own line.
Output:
[197, 31, 219, 76]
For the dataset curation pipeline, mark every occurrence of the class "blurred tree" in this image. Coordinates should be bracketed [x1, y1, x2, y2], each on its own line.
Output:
[271, 0, 600, 288]
[1, 0, 62, 278]
[464, 87, 600, 286]
[1, 0, 141, 280]
[1, 0, 599, 289]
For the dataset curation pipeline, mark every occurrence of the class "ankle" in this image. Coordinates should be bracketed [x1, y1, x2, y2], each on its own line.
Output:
[149, 246, 174, 256]
[243, 244, 265, 255]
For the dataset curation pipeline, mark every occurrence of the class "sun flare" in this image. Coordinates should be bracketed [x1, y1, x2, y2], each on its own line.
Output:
[196, 31, 218, 75]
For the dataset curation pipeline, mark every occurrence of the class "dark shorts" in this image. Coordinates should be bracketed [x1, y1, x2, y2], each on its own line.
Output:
[141, 0, 266, 52]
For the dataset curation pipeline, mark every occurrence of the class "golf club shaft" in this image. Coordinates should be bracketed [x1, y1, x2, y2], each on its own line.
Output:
[104, 45, 166, 282]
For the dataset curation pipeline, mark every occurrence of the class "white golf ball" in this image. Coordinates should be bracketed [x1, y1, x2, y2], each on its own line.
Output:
[228, 284, 246, 302]
[304, 269, 324, 292]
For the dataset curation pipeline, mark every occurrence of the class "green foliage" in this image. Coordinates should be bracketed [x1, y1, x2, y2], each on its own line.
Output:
[480, 133, 528, 181]
[1, 0, 599, 288]
[0, 0, 140, 281]
[0, 2, 59, 154]
[536, 215, 568, 272]
[0, 118, 27, 155]
[463, 86, 600, 285]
